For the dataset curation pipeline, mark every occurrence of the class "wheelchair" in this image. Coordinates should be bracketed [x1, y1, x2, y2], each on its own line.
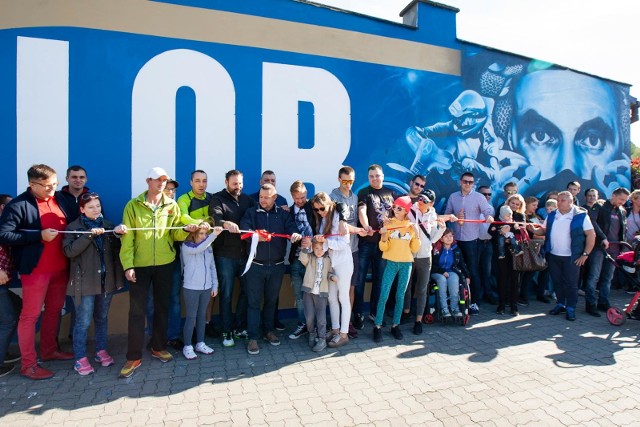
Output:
[423, 276, 471, 326]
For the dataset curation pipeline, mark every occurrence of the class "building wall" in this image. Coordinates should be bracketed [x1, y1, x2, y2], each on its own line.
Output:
[0, 0, 631, 333]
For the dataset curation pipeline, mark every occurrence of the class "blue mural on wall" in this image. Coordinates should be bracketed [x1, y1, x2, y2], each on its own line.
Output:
[395, 43, 631, 210]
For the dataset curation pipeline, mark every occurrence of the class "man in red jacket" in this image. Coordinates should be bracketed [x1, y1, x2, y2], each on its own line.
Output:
[0, 164, 76, 380]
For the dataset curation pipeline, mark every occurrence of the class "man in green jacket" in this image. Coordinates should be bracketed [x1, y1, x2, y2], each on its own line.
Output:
[118, 167, 197, 378]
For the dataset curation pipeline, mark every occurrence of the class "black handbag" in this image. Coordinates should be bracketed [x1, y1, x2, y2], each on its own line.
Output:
[512, 229, 547, 272]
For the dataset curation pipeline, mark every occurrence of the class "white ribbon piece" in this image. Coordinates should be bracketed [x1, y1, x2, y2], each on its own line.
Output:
[241, 233, 260, 276]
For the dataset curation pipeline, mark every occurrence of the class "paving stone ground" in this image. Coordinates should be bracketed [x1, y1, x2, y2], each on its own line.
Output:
[1, 289, 639, 426]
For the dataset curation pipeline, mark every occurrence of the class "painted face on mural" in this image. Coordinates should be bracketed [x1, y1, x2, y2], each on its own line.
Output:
[511, 70, 620, 181]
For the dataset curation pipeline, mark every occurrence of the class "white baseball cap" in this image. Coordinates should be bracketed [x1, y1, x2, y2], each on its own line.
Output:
[147, 167, 170, 180]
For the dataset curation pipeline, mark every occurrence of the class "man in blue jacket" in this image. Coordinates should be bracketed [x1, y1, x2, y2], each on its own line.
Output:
[240, 184, 301, 355]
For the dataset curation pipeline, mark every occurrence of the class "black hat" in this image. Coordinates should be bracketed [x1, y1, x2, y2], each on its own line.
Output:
[421, 188, 436, 203]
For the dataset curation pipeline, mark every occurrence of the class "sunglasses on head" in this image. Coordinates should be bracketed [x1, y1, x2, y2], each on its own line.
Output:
[341, 179, 354, 185]
[80, 192, 100, 201]
[313, 206, 326, 212]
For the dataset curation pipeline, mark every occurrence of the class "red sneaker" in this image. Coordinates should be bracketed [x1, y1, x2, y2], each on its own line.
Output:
[20, 364, 54, 380]
[41, 350, 74, 361]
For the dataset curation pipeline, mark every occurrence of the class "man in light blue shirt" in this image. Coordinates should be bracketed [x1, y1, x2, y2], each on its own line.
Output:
[444, 172, 494, 314]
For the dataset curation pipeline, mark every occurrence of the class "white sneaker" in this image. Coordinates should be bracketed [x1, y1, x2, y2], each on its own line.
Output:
[183, 345, 197, 360]
[222, 332, 235, 347]
[195, 342, 214, 355]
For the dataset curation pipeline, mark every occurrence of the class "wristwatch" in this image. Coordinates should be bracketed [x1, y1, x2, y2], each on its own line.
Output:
[582, 252, 589, 257]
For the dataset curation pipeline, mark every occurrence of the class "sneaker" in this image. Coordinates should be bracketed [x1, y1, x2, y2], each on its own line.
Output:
[274, 319, 285, 331]
[469, 303, 480, 315]
[247, 340, 259, 355]
[373, 327, 383, 343]
[4, 352, 21, 364]
[21, 364, 54, 380]
[517, 299, 529, 307]
[325, 330, 338, 343]
[288, 323, 308, 340]
[264, 331, 281, 346]
[74, 357, 95, 376]
[347, 323, 359, 339]
[151, 349, 174, 363]
[441, 309, 452, 318]
[0, 365, 15, 378]
[577, 289, 586, 296]
[391, 326, 403, 340]
[510, 305, 519, 317]
[498, 255, 506, 260]
[549, 304, 566, 315]
[308, 332, 317, 348]
[195, 342, 214, 355]
[94, 350, 115, 367]
[566, 307, 576, 321]
[118, 359, 141, 378]
[496, 305, 505, 315]
[312, 339, 327, 352]
[412, 321, 423, 335]
[183, 345, 197, 360]
[352, 313, 364, 330]
[233, 329, 248, 340]
[327, 334, 349, 348]
[514, 250, 524, 257]
[222, 332, 235, 348]
[452, 310, 463, 318]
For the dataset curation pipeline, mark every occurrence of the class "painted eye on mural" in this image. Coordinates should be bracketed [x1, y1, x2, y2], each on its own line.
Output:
[574, 118, 613, 153]
[515, 110, 561, 148]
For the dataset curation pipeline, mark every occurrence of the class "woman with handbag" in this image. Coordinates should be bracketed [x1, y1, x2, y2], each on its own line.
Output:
[490, 195, 526, 316]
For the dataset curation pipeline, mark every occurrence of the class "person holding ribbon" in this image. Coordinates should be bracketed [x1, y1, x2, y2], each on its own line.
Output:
[240, 183, 301, 355]
[62, 192, 125, 375]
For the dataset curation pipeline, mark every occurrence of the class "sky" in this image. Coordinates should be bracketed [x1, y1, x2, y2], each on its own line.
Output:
[312, 0, 639, 145]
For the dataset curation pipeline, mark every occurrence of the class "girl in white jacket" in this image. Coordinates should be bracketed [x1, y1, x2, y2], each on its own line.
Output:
[181, 225, 222, 360]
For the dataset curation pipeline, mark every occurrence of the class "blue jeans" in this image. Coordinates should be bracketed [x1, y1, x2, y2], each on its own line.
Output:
[215, 256, 249, 333]
[548, 254, 579, 308]
[289, 258, 307, 325]
[375, 261, 411, 326]
[245, 263, 285, 340]
[167, 257, 183, 340]
[479, 239, 497, 300]
[73, 293, 113, 360]
[0, 286, 19, 365]
[457, 239, 482, 304]
[355, 241, 384, 317]
[585, 249, 615, 306]
[432, 272, 461, 314]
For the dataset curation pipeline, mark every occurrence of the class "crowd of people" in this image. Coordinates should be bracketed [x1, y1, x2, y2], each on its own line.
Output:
[0, 163, 634, 381]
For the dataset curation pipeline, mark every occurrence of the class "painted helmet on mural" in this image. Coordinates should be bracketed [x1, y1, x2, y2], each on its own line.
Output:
[448, 89, 487, 137]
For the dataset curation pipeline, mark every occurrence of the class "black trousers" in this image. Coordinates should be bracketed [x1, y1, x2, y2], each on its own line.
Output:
[126, 263, 173, 361]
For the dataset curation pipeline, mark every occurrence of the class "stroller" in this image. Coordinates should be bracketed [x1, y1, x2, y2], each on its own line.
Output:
[423, 277, 471, 326]
[605, 241, 640, 326]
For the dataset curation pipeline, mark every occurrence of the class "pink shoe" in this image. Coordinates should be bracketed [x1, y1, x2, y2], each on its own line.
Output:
[74, 357, 95, 376]
[94, 350, 114, 367]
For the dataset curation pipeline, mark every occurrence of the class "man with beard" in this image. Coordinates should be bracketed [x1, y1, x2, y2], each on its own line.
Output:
[209, 170, 256, 348]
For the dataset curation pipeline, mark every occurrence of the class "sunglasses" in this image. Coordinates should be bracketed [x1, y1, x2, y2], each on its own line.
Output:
[313, 206, 326, 212]
[341, 180, 354, 185]
[393, 205, 405, 211]
[462, 180, 474, 185]
[418, 196, 432, 204]
[413, 182, 425, 188]
[481, 192, 492, 197]
[506, 190, 517, 195]
[80, 192, 100, 201]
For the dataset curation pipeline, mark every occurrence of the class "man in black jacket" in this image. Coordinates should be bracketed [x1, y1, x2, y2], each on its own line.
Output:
[0, 164, 76, 380]
[209, 170, 256, 348]
[240, 184, 301, 355]
[584, 187, 630, 315]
